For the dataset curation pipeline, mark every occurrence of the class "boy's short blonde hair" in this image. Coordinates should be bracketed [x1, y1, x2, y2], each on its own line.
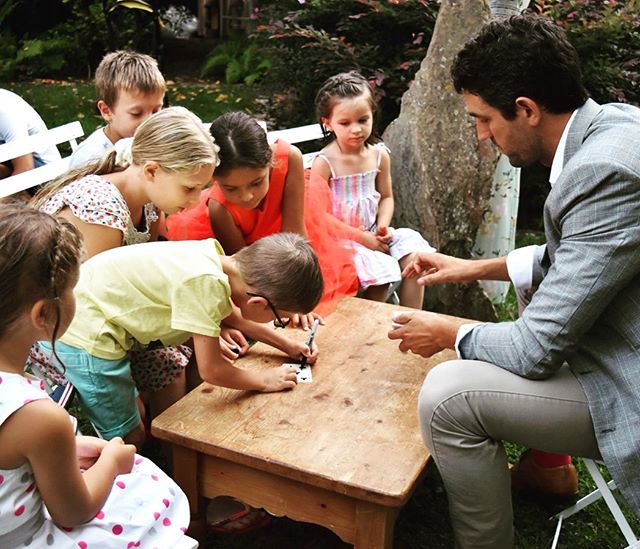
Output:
[95, 50, 166, 108]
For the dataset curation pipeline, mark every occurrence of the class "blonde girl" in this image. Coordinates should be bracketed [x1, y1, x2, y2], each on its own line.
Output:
[29, 107, 220, 446]
[33, 106, 218, 256]
[0, 205, 190, 547]
[311, 71, 435, 308]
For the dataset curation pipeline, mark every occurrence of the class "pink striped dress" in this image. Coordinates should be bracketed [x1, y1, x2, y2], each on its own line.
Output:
[317, 144, 435, 290]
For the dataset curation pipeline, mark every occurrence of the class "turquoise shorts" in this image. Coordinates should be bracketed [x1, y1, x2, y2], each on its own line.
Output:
[39, 341, 141, 440]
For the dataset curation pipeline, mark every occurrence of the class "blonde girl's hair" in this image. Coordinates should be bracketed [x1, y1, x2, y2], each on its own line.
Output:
[95, 50, 166, 108]
[0, 205, 83, 358]
[314, 70, 380, 146]
[234, 233, 324, 313]
[32, 107, 220, 209]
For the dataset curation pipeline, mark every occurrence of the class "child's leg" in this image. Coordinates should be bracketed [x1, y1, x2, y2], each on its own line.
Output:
[149, 369, 186, 419]
[398, 253, 425, 309]
[362, 282, 391, 302]
[40, 341, 146, 448]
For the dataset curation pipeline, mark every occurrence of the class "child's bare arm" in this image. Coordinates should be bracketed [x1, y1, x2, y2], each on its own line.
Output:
[280, 144, 307, 237]
[375, 148, 394, 229]
[193, 333, 298, 392]
[208, 200, 246, 254]
[56, 208, 123, 258]
[11, 400, 134, 527]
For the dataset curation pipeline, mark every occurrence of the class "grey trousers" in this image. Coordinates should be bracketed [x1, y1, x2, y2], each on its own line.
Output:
[418, 359, 601, 549]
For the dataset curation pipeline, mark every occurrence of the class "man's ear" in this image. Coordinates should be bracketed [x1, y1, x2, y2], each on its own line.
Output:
[515, 97, 542, 126]
[142, 161, 160, 182]
[97, 100, 113, 122]
[29, 299, 53, 331]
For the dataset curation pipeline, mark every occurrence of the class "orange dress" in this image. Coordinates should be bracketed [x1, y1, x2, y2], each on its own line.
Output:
[166, 139, 358, 313]
[165, 139, 290, 242]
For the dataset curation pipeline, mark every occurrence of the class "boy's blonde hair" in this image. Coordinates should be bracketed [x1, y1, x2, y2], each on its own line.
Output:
[95, 50, 166, 108]
[33, 107, 219, 208]
[234, 233, 324, 314]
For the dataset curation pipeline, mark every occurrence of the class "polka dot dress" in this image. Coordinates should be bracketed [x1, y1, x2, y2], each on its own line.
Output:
[0, 372, 191, 548]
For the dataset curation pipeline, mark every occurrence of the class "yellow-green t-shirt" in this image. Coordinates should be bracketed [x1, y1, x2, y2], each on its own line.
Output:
[61, 239, 232, 360]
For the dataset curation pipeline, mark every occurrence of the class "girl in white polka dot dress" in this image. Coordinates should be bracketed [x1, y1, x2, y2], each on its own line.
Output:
[0, 205, 190, 548]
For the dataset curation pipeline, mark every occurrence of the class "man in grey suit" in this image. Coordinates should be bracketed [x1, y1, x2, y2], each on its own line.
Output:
[389, 14, 640, 549]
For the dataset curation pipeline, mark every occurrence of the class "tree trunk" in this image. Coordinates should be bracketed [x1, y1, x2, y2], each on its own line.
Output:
[472, 0, 530, 304]
[383, 0, 499, 320]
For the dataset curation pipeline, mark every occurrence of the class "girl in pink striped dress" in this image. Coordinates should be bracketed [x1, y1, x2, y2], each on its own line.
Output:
[311, 71, 435, 308]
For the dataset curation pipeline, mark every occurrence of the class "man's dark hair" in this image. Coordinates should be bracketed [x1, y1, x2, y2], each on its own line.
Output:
[451, 15, 588, 119]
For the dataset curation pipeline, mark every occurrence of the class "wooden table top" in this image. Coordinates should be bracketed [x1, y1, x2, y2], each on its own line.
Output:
[152, 297, 455, 507]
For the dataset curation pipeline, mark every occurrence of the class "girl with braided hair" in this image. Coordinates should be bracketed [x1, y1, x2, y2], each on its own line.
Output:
[28, 107, 224, 448]
[0, 205, 191, 547]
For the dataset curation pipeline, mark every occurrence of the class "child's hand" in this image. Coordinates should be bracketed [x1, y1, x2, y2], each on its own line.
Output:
[288, 311, 325, 331]
[219, 327, 250, 359]
[75, 435, 108, 470]
[101, 437, 136, 476]
[375, 225, 394, 245]
[282, 336, 319, 365]
[360, 230, 389, 253]
[260, 364, 298, 392]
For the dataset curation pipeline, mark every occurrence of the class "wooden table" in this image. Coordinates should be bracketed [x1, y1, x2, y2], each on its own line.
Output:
[152, 297, 455, 547]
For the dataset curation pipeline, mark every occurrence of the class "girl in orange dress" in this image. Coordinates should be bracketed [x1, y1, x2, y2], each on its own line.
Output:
[166, 111, 358, 323]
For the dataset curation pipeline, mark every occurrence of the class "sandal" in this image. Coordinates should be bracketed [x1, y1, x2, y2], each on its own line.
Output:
[206, 497, 272, 535]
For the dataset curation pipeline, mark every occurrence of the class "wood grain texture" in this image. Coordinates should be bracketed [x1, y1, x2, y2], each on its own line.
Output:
[153, 297, 456, 545]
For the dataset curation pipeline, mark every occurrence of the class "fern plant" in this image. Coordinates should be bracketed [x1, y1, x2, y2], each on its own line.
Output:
[201, 40, 272, 85]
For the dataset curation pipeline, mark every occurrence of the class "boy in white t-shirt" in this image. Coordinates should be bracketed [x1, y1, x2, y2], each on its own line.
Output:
[69, 50, 166, 168]
[0, 89, 61, 179]
[38, 233, 324, 449]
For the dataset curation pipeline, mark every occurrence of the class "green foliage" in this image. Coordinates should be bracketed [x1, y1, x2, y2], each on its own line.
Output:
[0, 0, 18, 79]
[0, 0, 108, 78]
[252, 0, 439, 128]
[201, 40, 272, 86]
[531, 0, 639, 105]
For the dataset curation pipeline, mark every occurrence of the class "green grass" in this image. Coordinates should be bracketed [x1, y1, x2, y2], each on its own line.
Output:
[15, 81, 639, 548]
[1, 78, 259, 154]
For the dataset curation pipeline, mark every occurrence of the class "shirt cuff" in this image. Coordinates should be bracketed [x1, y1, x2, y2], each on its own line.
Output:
[506, 245, 537, 291]
[455, 323, 483, 358]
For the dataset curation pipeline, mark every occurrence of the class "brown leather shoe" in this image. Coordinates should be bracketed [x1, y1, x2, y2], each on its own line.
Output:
[510, 451, 579, 502]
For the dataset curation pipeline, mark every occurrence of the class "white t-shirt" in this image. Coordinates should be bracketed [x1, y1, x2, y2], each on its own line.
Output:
[0, 89, 61, 165]
[68, 126, 114, 168]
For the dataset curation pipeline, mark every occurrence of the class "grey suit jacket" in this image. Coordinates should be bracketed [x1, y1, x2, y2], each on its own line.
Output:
[460, 99, 640, 515]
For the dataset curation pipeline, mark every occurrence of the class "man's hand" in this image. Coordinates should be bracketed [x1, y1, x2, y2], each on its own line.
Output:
[388, 310, 476, 357]
[403, 252, 510, 286]
[403, 252, 480, 286]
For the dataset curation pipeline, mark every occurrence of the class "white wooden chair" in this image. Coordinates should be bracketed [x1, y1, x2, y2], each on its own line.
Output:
[266, 122, 325, 168]
[551, 459, 639, 549]
[0, 121, 84, 198]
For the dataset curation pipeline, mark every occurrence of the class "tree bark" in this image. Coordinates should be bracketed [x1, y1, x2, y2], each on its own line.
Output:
[383, 0, 499, 320]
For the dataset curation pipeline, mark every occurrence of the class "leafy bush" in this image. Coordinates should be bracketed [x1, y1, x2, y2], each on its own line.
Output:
[252, 0, 439, 130]
[1, 0, 108, 79]
[531, 0, 639, 105]
[201, 40, 272, 85]
[0, 0, 18, 79]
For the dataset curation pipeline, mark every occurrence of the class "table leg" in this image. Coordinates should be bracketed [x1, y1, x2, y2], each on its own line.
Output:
[354, 501, 398, 549]
[172, 445, 206, 541]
